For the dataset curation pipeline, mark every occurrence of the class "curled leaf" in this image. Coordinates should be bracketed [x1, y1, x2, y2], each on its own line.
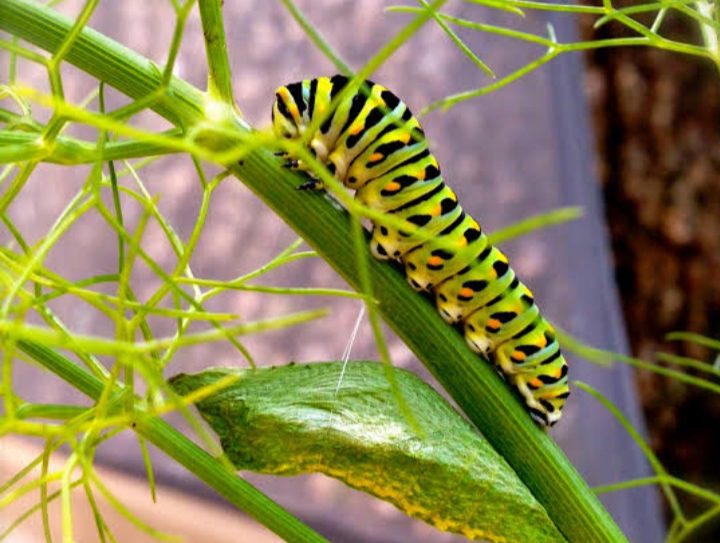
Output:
[170, 361, 565, 542]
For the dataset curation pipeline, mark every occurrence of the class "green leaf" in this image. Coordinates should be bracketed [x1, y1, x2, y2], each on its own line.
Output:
[170, 361, 566, 543]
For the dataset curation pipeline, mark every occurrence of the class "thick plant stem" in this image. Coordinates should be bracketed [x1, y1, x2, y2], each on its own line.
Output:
[0, 1, 628, 541]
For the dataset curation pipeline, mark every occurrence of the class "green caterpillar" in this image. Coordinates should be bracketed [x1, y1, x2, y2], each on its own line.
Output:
[272, 75, 569, 426]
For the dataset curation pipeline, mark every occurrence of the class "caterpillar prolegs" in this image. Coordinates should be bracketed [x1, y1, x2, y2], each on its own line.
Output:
[271, 75, 569, 427]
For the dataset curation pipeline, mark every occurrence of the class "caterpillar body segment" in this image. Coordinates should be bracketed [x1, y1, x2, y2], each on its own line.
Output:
[272, 75, 569, 427]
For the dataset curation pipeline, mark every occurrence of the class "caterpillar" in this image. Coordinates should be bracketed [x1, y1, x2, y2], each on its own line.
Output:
[271, 75, 569, 427]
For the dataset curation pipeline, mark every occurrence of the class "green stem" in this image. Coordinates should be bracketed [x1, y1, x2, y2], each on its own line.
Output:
[0, 1, 626, 541]
[16, 340, 329, 543]
[197, 0, 237, 107]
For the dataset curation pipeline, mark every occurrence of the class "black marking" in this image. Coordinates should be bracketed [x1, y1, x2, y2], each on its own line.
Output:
[385, 180, 443, 204]
[347, 107, 384, 148]
[407, 262, 417, 271]
[486, 293, 505, 307]
[510, 277, 520, 289]
[275, 93, 293, 121]
[367, 140, 407, 166]
[407, 214, 432, 227]
[425, 164, 440, 179]
[521, 293, 535, 305]
[536, 364, 568, 383]
[458, 266, 471, 275]
[347, 123, 398, 170]
[375, 244, 387, 256]
[380, 89, 400, 111]
[427, 260, 444, 271]
[431, 249, 454, 260]
[384, 174, 423, 194]
[463, 280, 487, 292]
[517, 344, 541, 356]
[308, 78, 318, 118]
[380, 226, 389, 236]
[380, 148, 431, 177]
[464, 228, 482, 243]
[556, 391, 571, 399]
[438, 293, 447, 302]
[490, 311, 516, 323]
[401, 107, 413, 121]
[329, 74, 349, 100]
[478, 246, 492, 261]
[511, 323, 536, 340]
[339, 90, 370, 138]
[493, 260, 509, 278]
[320, 110, 336, 134]
[529, 407, 547, 421]
[540, 350, 563, 366]
[439, 212, 466, 236]
[410, 279, 421, 289]
[440, 197, 458, 214]
[540, 399, 555, 411]
[286, 82, 305, 116]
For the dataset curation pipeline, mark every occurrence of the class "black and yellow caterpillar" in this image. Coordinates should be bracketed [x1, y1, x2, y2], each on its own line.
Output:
[271, 75, 569, 426]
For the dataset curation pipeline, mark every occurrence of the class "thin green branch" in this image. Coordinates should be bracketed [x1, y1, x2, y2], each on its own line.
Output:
[198, 0, 237, 108]
[575, 381, 686, 523]
[16, 339, 329, 543]
[279, 0, 351, 75]
[418, 0, 495, 78]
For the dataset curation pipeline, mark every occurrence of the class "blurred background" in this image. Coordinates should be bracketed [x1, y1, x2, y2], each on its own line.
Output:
[2, 0, 719, 541]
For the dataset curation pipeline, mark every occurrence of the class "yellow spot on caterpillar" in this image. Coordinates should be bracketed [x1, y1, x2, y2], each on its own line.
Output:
[458, 287, 474, 299]
[369, 152, 384, 162]
[552, 367, 563, 379]
[427, 256, 444, 267]
[530, 378, 544, 388]
[431, 203, 442, 216]
[487, 318, 501, 329]
[289, 104, 300, 118]
[349, 123, 364, 136]
[416, 169, 426, 180]
[399, 131, 412, 144]
[457, 236, 467, 247]
[384, 181, 401, 192]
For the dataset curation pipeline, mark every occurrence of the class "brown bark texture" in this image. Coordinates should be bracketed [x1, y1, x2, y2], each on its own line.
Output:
[582, 7, 720, 526]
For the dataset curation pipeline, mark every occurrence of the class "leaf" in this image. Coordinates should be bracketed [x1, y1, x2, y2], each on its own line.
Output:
[169, 361, 565, 542]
